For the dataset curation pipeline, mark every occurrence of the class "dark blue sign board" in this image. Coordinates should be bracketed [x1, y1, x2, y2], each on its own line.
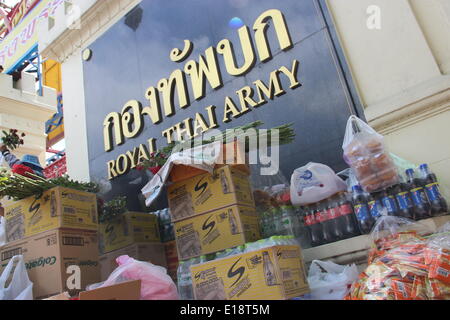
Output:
[83, 0, 363, 210]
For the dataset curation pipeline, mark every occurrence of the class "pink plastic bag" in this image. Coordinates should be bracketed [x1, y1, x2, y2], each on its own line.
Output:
[87, 255, 179, 300]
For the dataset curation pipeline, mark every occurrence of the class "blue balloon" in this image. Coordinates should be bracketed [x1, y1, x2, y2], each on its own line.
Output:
[229, 17, 244, 29]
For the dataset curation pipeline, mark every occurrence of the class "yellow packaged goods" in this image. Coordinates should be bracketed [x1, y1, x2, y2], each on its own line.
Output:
[99, 242, 167, 281]
[4, 187, 98, 242]
[98, 212, 160, 254]
[167, 165, 255, 222]
[0, 228, 100, 300]
[174, 205, 260, 260]
[191, 245, 310, 300]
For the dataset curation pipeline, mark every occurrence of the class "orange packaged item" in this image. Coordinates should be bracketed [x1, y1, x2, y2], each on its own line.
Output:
[342, 115, 399, 193]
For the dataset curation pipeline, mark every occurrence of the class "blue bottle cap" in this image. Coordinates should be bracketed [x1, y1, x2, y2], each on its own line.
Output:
[405, 168, 414, 175]
[352, 185, 362, 192]
[419, 164, 428, 169]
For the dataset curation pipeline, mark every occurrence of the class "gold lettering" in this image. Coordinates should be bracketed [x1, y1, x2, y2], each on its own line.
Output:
[103, 112, 123, 152]
[223, 96, 241, 123]
[193, 113, 210, 138]
[184, 46, 223, 100]
[174, 118, 194, 141]
[253, 9, 294, 63]
[143, 87, 163, 124]
[126, 147, 139, 170]
[205, 105, 219, 129]
[116, 154, 130, 176]
[253, 70, 285, 106]
[279, 60, 301, 89]
[107, 160, 118, 180]
[157, 69, 190, 117]
[121, 100, 143, 138]
[217, 26, 256, 76]
[236, 86, 258, 113]
[162, 127, 177, 144]
[137, 144, 150, 164]
[148, 138, 157, 154]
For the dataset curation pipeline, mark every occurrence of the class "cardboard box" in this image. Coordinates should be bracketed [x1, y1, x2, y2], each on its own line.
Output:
[44, 280, 141, 300]
[164, 240, 179, 282]
[169, 141, 250, 183]
[0, 228, 100, 300]
[191, 245, 310, 300]
[98, 211, 160, 254]
[174, 205, 260, 260]
[168, 165, 255, 222]
[4, 187, 98, 242]
[78, 280, 141, 300]
[99, 242, 167, 281]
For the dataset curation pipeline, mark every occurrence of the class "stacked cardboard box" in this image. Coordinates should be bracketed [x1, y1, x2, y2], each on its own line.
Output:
[191, 244, 310, 300]
[168, 165, 261, 261]
[97, 211, 168, 281]
[0, 187, 100, 299]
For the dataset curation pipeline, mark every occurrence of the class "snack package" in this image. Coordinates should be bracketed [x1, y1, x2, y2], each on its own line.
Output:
[346, 216, 450, 300]
[342, 115, 399, 193]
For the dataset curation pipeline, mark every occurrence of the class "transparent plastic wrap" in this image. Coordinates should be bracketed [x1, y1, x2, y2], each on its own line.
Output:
[346, 216, 450, 300]
[87, 255, 178, 300]
[342, 116, 399, 193]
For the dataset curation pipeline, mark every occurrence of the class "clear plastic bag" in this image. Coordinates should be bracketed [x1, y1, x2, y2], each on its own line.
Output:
[342, 115, 399, 193]
[87, 255, 179, 300]
[290, 162, 347, 205]
[347, 217, 450, 300]
[306, 260, 359, 300]
[0, 255, 33, 300]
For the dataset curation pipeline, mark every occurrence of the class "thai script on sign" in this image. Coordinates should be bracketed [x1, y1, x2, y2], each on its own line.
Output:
[102, 9, 302, 179]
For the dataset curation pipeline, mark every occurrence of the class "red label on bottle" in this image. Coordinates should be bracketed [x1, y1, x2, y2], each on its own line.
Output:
[339, 204, 353, 216]
[329, 207, 339, 219]
[315, 212, 323, 223]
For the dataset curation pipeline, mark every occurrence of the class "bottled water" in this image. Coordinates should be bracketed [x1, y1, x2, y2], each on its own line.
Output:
[177, 260, 194, 300]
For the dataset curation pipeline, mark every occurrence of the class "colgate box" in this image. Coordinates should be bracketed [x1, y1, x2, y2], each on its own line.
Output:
[167, 165, 255, 222]
[0, 228, 100, 300]
[4, 186, 98, 242]
[191, 245, 310, 300]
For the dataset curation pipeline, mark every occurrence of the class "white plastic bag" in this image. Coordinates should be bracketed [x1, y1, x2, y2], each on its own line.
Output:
[0, 216, 5, 247]
[290, 162, 347, 205]
[307, 260, 359, 300]
[0, 255, 33, 300]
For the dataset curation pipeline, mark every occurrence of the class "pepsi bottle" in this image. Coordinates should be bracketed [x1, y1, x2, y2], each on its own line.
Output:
[419, 164, 448, 216]
[352, 185, 374, 234]
[367, 192, 383, 221]
[392, 179, 414, 219]
[381, 188, 399, 216]
[336, 192, 360, 239]
[406, 168, 431, 220]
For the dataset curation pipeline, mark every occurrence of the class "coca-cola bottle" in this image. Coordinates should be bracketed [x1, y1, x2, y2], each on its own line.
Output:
[326, 196, 344, 242]
[317, 201, 332, 244]
[405, 168, 431, 220]
[336, 192, 360, 239]
[309, 204, 324, 247]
